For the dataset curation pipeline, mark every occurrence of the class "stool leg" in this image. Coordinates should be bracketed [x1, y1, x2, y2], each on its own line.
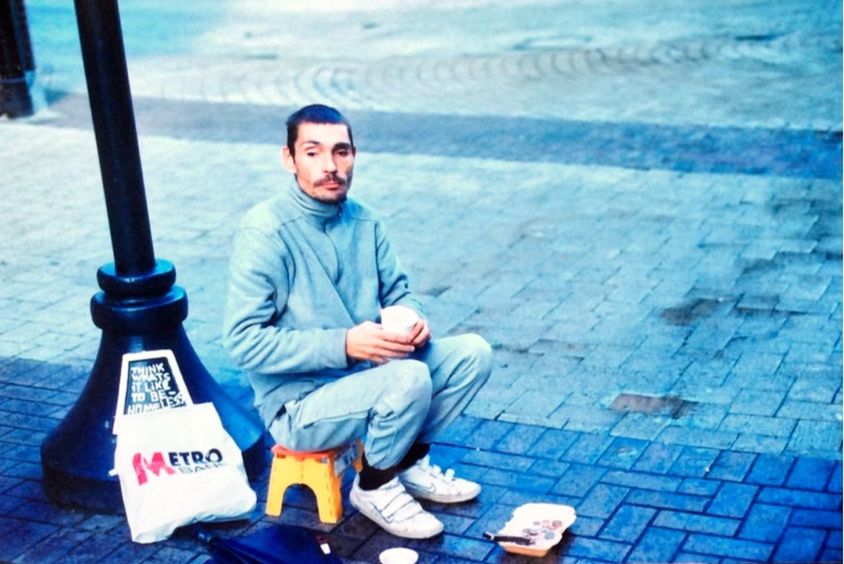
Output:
[305, 458, 343, 524]
[265, 456, 293, 517]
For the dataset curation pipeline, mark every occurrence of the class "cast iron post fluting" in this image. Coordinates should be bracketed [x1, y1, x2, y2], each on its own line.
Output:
[0, 0, 34, 117]
[40, 0, 265, 512]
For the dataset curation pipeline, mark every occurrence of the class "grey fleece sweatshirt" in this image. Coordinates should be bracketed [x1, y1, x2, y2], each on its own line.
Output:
[223, 180, 424, 425]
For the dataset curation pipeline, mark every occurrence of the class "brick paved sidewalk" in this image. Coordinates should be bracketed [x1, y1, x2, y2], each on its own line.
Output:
[0, 390, 841, 562]
[1, 102, 841, 563]
[1, 0, 841, 561]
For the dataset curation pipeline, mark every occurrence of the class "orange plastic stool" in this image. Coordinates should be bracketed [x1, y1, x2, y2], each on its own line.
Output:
[265, 440, 363, 524]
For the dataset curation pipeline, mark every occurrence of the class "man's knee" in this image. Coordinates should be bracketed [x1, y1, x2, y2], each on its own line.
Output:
[462, 333, 493, 382]
[389, 359, 433, 402]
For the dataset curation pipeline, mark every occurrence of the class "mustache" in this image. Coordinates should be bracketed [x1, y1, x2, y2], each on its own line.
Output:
[315, 174, 347, 187]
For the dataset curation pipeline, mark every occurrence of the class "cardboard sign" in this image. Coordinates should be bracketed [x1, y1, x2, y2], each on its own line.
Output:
[114, 350, 193, 433]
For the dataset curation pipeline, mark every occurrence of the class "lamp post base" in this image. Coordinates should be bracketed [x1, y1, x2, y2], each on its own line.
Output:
[0, 76, 33, 118]
[41, 264, 266, 512]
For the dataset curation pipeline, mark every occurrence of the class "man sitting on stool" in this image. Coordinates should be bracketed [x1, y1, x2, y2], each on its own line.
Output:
[223, 104, 492, 539]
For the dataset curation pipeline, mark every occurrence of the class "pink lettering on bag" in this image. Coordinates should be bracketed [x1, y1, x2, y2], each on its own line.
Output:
[132, 452, 176, 485]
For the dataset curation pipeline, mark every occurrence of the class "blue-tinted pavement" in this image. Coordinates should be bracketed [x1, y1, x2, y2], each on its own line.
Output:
[0, 0, 840, 561]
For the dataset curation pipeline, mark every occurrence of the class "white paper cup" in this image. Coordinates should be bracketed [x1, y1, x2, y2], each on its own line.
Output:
[380, 305, 419, 336]
[379, 547, 419, 564]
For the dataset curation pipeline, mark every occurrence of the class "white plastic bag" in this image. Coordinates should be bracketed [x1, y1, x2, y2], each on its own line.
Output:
[113, 402, 257, 543]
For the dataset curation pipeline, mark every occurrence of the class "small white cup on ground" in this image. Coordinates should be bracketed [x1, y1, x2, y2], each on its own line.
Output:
[379, 547, 419, 564]
[380, 305, 419, 336]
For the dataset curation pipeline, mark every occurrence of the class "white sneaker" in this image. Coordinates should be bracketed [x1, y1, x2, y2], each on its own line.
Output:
[398, 455, 481, 503]
[349, 476, 444, 539]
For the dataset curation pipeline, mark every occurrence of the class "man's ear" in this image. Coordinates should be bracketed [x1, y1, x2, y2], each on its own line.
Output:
[281, 146, 296, 173]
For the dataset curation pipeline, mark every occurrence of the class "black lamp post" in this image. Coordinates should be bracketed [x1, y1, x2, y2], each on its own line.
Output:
[40, 0, 265, 512]
[0, 0, 34, 117]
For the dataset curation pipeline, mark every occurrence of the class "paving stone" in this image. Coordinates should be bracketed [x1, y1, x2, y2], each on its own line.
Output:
[786, 378, 840, 403]
[677, 478, 720, 497]
[0, 443, 42, 465]
[600, 470, 681, 493]
[745, 453, 795, 486]
[738, 503, 791, 542]
[673, 552, 720, 563]
[7, 500, 89, 528]
[598, 504, 656, 543]
[625, 490, 709, 512]
[787, 457, 838, 491]
[668, 447, 720, 478]
[790, 509, 844, 530]
[141, 545, 202, 563]
[819, 548, 843, 563]
[706, 483, 758, 518]
[658, 427, 738, 450]
[726, 370, 795, 393]
[777, 400, 842, 421]
[569, 515, 606, 537]
[501, 390, 565, 421]
[526, 429, 580, 460]
[682, 533, 772, 561]
[788, 420, 841, 452]
[410, 534, 494, 561]
[462, 504, 518, 540]
[563, 536, 631, 562]
[705, 450, 756, 482]
[431, 445, 475, 469]
[2, 461, 41, 481]
[827, 462, 842, 493]
[526, 459, 571, 479]
[728, 389, 785, 416]
[673, 402, 728, 431]
[772, 526, 826, 562]
[826, 528, 843, 550]
[480, 468, 556, 493]
[5, 478, 49, 502]
[352, 530, 438, 563]
[610, 412, 670, 441]
[551, 465, 607, 498]
[593, 438, 648, 471]
[576, 484, 629, 519]
[461, 420, 514, 451]
[462, 450, 535, 473]
[560, 434, 616, 465]
[719, 413, 796, 437]
[653, 510, 740, 536]
[436, 416, 485, 445]
[12, 528, 94, 564]
[0, 519, 59, 562]
[557, 406, 622, 433]
[496, 489, 578, 509]
[625, 526, 685, 563]
[494, 424, 545, 455]
[731, 433, 788, 455]
[427, 511, 476, 536]
[757, 486, 842, 510]
[630, 442, 684, 474]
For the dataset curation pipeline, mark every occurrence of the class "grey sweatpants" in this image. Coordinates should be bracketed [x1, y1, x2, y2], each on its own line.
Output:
[268, 334, 492, 469]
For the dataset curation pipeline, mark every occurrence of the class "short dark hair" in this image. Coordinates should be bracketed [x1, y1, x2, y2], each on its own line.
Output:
[286, 104, 354, 157]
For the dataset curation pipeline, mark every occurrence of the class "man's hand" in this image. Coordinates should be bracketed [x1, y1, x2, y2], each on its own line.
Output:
[407, 319, 431, 349]
[346, 321, 415, 364]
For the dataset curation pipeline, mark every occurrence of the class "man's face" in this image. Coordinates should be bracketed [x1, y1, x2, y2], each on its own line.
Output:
[282, 122, 356, 204]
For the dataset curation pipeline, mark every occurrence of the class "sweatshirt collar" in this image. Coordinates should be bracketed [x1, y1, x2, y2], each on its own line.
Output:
[287, 179, 342, 223]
